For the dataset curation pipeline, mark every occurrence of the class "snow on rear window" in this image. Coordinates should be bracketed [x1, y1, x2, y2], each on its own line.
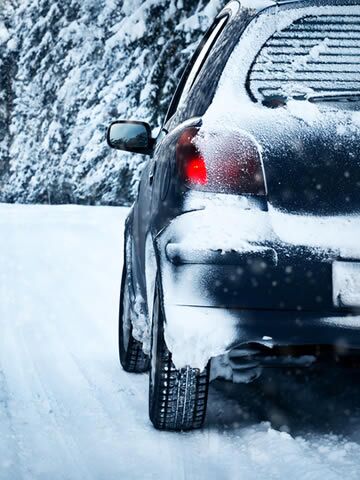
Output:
[199, 4, 360, 140]
[248, 11, 360, 103]
[202, 4, 360, 118]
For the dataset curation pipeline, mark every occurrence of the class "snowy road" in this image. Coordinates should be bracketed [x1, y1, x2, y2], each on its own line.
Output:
[1, 204, 360, 480]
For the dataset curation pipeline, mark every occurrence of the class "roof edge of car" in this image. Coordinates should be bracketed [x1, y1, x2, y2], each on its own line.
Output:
[231, 0, 360, 14]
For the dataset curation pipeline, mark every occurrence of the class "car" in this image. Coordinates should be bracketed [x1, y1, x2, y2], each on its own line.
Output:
[107, 0, 360, 431]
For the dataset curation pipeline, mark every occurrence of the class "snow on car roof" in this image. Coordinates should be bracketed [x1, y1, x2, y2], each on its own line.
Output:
[239, 0, 360, 11]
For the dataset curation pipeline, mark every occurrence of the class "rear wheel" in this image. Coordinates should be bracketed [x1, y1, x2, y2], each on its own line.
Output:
[149, 279, 210, 431]
[119, 266, 149, 373]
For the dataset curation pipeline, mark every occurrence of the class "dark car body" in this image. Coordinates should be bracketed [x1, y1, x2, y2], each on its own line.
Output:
[109, 0, 360, 427]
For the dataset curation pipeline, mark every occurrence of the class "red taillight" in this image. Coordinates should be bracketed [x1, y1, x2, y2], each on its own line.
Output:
[176, 128, 208, 186]
[176, 127, 266, 195]
[183, 156, 207, 185]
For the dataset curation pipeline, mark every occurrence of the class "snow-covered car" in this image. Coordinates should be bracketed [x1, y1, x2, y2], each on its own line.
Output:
[107, 0, 360, 431]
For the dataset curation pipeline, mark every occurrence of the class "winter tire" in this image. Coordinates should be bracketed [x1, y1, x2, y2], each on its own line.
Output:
[149, 279, 210, 431]
[119, 264, 150, 373]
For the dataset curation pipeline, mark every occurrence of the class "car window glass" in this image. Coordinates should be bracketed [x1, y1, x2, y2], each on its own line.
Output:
[166, 15, 228, 123]
[177, 9, 252, 124]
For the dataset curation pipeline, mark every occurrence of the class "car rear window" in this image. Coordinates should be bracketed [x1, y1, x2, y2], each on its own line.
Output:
[248, 11, 360, 104]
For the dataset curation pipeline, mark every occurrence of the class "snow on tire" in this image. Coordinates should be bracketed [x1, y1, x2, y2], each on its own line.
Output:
[149, 279, 210, 431]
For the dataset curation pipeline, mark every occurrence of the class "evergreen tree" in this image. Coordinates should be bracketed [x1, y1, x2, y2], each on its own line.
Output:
[0, 1, 17, 192]
[0, 0, 225, 205]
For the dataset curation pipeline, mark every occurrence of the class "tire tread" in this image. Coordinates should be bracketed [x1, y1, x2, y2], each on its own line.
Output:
[149, 287, 210, 431]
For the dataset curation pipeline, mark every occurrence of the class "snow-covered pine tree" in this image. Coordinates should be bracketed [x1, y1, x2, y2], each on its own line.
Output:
[0, 0, 226, 205]
[0, 1, 16, 191]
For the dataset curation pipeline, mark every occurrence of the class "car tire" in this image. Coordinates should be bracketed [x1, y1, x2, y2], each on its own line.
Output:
[119, 265, 150, 373]
[149, 279, 210, 431]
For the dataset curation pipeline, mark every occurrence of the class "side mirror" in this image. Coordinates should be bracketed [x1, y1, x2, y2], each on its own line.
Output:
[107, 120, 154, 155]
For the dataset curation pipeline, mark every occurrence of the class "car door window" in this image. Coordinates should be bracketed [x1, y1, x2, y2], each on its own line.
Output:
[165, 15, 229, 123]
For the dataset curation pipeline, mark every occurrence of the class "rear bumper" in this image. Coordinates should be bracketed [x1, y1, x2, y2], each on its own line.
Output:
[156, 202, 360, 311]
[158, 249, 360, 370]
[163, 245, 335, 311]
[154, 201, 360, 369]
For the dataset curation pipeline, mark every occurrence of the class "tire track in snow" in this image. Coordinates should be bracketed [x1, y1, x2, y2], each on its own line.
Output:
[0, 320, 87, 480]
[0, 209, 103, 479]
[0, 212, 84, 480]
[0, 206, 185, 479]
[0, 369, 22, 480]
[8, 240, 141, 478]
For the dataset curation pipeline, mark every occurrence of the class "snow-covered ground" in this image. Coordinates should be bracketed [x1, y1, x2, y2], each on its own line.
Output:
[1, 203, 360, 480]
